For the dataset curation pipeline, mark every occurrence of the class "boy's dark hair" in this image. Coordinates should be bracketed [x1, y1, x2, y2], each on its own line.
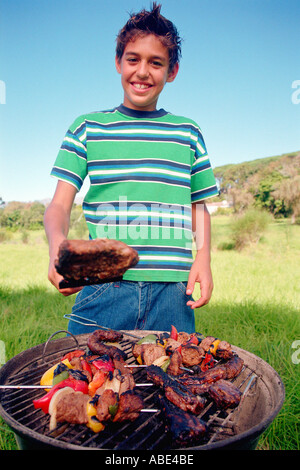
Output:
[116, 2, 182, 72]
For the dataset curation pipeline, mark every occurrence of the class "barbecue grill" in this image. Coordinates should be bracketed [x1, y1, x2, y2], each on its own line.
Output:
[0, 330, 285, 450]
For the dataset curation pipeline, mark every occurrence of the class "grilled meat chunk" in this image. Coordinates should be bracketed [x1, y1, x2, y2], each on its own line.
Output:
[215, 340, 233, 360]
[167, 349, 183, 376]
[113, 390, 144, 422]
[118, 371, 136, 395]
[158, 395, 207, 447]
[55, 238, 139, 287]
[55, 390, 89, 425]
[176, 332, 191, 344]
[164, 382, 206, 414]
[141, 344, 166, 366]
[147, 364, 172, 388]
[87, 332, 127, 361]
[87, 328, 123, 346]
[200, 336, 216, 351]
[96, 389, 119, 422]
[223, 355, 244, 379]
[164, 337, 181, 353]
[147, 365, 206, 414]
[175, 377, 212, 396]
[208, 379, 242, 409]
[181, 344, 204, 366]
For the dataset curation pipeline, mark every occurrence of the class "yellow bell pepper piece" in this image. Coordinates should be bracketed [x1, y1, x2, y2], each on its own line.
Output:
[86, 401, 105, 433]
[209, 339, 221, 356]
[40, 359, 73, 391]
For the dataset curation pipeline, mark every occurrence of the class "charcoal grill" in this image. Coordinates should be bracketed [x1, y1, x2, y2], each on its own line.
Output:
[0, 330, 284, 450]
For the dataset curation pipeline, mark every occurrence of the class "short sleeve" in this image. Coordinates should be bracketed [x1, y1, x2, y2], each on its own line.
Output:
[50, 116, 87, 191]
[190, 124, 219, 203]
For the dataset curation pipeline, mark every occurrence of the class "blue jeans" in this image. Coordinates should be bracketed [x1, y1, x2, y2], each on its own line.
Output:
[67, 281, 195, 335]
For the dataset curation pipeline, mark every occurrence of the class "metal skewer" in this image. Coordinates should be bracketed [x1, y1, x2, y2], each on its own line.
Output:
[0, 385, 52, 389]
[0, 383, 154, 389]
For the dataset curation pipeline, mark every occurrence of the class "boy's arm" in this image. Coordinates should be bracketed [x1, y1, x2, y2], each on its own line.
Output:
[44, 180, 82, 296]
[186, 201, 213, 309]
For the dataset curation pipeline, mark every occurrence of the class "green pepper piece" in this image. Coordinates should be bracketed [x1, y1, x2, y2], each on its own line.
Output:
[108, 403, 118, 418]
[52, 370, 69, 386]
[137, 334, 158, 345]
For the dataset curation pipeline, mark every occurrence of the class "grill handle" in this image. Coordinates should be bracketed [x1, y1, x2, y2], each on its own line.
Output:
[42, 330, 79, 362]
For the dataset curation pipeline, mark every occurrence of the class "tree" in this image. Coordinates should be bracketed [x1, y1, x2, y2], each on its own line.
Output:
[273, 176, 300, 223]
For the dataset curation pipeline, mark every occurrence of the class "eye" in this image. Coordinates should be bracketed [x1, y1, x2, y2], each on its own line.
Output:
[152, 60, 163, 67]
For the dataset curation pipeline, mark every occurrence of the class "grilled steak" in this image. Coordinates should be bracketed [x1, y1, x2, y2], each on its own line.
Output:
[158, 395, 207, 447]
[164, 382, 206, 414]
[223, 355, 244, 379]
[113, 390, 144, 422]
[208, 379, 242, 409]
[55, 238, 139, 287]
[147, 365, 206, 414]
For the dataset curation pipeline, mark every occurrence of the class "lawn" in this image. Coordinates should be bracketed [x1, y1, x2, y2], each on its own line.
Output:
[0, 217, 299, 450]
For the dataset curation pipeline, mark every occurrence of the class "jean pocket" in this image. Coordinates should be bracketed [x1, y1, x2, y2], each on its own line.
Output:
[175, 281, 192, 299]
[72, 283, 113, 312]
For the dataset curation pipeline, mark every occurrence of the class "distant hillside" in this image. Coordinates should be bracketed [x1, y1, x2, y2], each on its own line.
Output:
[212, 151, 300, 219]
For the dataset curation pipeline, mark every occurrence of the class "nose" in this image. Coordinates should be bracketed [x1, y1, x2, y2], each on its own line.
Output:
[136, 60, 149, 79]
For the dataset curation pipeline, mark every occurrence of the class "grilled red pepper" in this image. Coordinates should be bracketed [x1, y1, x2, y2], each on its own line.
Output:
[170, 325, 178, 341]
[91, 356, 114, 373]
[200, 353, 214, 372]
[33, 379, 88, 414]
[61, 349, 85, 362]
[81, 358, 93, 377]
[184, 334, 199, 346]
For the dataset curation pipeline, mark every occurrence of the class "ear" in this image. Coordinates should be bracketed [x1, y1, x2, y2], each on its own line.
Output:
[115, 56, 122, 74]
[167, 62, 179, 83]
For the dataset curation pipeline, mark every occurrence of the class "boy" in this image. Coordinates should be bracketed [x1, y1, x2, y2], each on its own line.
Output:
[44, 3, 219, 334]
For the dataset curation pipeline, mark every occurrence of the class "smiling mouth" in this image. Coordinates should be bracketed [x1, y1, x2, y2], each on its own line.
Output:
[131, 82, 152, 90]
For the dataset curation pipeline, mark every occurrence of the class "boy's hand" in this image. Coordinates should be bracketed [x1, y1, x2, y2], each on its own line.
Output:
[186, 254, 213, 309]
[48, 256, 83, 297]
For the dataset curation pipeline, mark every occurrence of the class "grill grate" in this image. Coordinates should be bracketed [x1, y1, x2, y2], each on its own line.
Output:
[0, 335, 259, 450]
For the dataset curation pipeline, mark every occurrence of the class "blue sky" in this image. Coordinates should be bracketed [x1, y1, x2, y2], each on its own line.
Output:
[1, 0, 299, 202]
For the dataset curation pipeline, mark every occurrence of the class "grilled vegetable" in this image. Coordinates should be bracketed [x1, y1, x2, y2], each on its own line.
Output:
[33, 379, 89, 414]
[40, 359, 73, 391]
[86, 400, 105, 432]
[136, 334, 158, 345]
[170, 325, 178, 341]
[88, 370, 108, 396]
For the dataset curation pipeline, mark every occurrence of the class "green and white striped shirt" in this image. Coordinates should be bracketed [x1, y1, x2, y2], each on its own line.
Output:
[51, 105, 218, 281]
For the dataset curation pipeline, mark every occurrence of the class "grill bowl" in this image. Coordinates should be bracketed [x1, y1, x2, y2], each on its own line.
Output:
[0, 331, 284, 450]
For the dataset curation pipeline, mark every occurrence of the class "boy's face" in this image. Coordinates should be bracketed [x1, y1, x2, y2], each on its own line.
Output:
[115, 34, 179, 112]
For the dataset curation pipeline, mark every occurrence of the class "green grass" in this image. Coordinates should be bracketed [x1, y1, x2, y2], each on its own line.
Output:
[0, 220, 299, 450]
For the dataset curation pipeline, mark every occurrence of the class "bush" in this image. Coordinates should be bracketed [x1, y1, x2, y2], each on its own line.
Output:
[230, 209, 272, 250]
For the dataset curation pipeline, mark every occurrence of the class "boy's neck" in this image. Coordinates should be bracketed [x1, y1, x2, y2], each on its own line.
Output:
[117, 104, 167, 118]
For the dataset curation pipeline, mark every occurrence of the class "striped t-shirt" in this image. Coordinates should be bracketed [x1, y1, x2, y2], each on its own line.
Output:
[51, 105, 218, 282]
